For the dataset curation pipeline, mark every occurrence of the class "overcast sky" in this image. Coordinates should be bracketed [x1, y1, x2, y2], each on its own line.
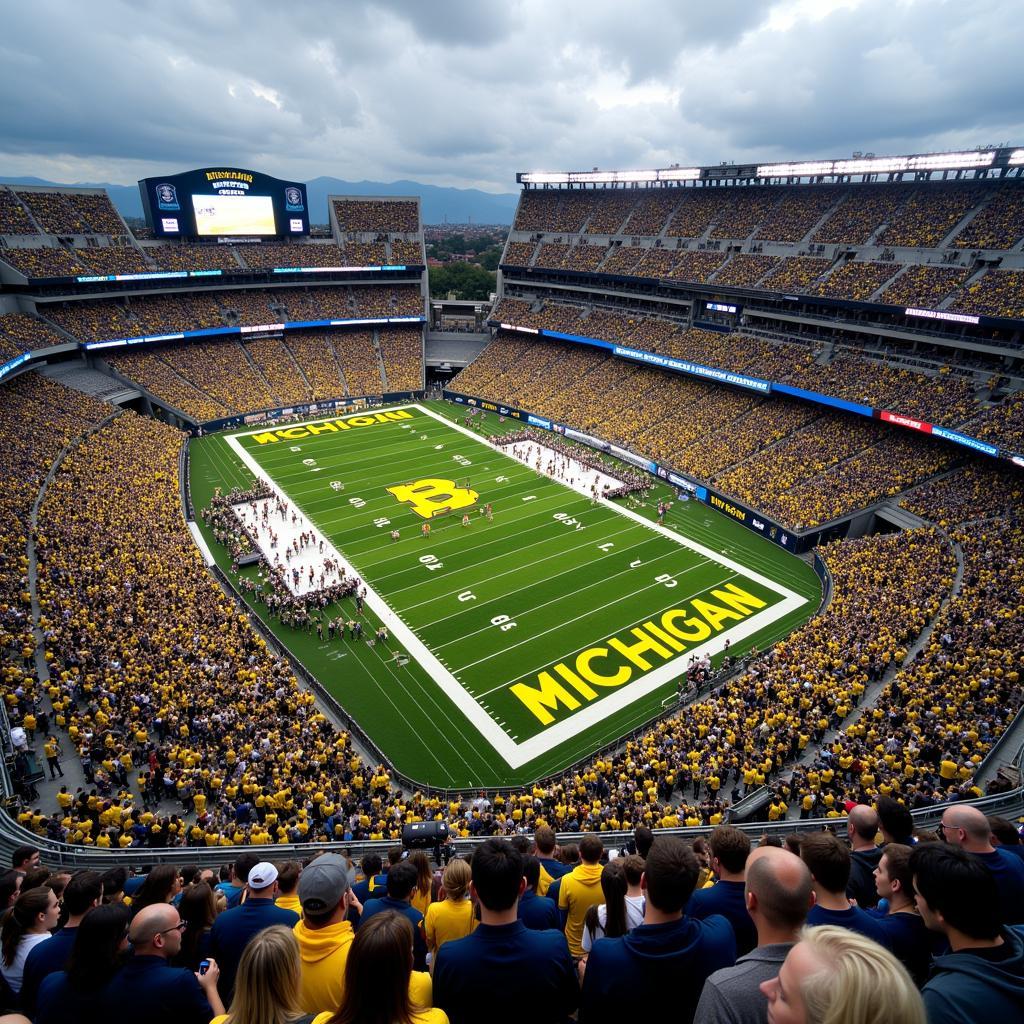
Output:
[2, 0, 1022, 192]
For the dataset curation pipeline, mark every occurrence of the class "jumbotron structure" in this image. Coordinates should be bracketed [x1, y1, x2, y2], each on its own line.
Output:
[0, 145, 1021, 864]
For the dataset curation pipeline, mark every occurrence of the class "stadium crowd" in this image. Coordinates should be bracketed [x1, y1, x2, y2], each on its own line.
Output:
[333, 199, 419, 234]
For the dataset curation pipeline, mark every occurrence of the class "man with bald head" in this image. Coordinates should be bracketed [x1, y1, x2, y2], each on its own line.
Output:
[845, 804, 882, 909]
[99, 903, 224, 1024]
[940, 805, 1024, 925]
[694, 846, 814, 1024]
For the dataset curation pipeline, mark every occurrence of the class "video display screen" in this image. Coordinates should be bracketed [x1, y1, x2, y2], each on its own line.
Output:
[192, 194, 277, 236]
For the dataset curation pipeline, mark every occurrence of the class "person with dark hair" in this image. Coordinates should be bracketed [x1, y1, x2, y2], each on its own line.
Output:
[988, 816, 1024, 862]
[518, 857, 560, 931]
[99, 903, 223, 1024]
[633, 827, 654, 859]
[940, 805, 1024, 924]
[130, 865, 182, 917]
[0, 872, 22, 913]
[532, 826, 569, 896]
[876, 797, 915, 846]
[559, 834, 605, 959]
[214, 853, 259, 911]
[275, 860, 302, 915]
[327, 911, 446, 1024]
[351, 854, 386, 905]
[581, 859, 644, 955]
[434, 839, 577, 1024]
[209, 861, 299, 1004]
[99, 866, 129, 905]
[174, 882, 219, 972]
[20, 870, 103, 1016]
[687, 826, 757, 956]
[359, 860, 427, 970]
[9, 849, 39, 876]
[800, 833, 887, 944]
[869, 844, 933, 987]
[695, 846, 813, 1024]
[545, 843, 578, 909]
[579, 836, 735, 1023]
[845, 804, 883, 909]
[34, 903, 130, 1024]
[0, 887, 59, 996]
[910, 842, 1024, 1022]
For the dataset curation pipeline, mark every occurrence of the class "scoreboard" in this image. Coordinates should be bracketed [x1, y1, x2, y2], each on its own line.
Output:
[138, 167, 309, 239]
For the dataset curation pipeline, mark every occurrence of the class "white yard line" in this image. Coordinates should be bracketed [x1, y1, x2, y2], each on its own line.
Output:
[223, 404, 810, 769]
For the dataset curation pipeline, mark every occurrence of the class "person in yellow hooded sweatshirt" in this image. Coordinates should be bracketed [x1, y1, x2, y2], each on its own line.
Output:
[294, 853, 432, 1016]
[275, 860, 302, 916]
[558, 834, 606, 958]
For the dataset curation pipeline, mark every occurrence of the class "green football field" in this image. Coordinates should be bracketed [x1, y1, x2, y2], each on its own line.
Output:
[189, 401, 821, 788]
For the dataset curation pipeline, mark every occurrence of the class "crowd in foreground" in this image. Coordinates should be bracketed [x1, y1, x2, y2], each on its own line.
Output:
[1, 810, 1023, 1024]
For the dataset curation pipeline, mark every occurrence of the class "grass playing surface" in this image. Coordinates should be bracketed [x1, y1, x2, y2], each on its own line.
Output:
[189, 400, 821, 788]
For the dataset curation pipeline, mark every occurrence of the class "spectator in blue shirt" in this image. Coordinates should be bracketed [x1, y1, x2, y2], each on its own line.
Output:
[20, 869, 103, 1017]
[579, 836, 736, 1024]
[687, 826, 757, 955]
[799, 832, 888, 946]
[359, 860, 428, 971]
[351, 854, 388, 907]
[208, 861, 299, 1005]
[910, 842, 1024, 1024]
[435, 837, 578, 1024]
[214, 853, 260, 912]
[519, 857, 561, 931]
[940, 805, 1024, 925]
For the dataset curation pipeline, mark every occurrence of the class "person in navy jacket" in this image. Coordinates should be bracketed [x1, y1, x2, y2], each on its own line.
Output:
[579, 836, 736, 1023]
[686, 826, 757, 956]
[519, 857, 561, 931]
[98, 903, 223, 1024]
[434, 838, 578, 1024]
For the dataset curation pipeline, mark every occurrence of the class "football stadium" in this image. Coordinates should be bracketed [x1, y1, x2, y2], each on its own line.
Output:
[2, 81, 1024, 1022]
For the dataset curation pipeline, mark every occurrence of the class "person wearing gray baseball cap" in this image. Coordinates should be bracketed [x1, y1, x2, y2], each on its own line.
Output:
[209, 861, 300, 1004]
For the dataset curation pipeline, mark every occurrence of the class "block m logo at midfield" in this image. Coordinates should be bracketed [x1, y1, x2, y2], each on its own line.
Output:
[387, 478, 479, 519]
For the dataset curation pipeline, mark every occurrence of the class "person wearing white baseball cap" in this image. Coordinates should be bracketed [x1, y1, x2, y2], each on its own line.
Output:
[209, 861, 300, 1005]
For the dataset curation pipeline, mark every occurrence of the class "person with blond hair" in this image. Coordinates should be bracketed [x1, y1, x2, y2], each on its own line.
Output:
[424, 859, 475, 963]
[760, 925, 925, 1024]
[210, 925, 310, 1024]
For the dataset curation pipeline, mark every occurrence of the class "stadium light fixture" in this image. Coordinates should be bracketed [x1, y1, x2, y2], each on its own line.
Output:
[521, 166, 700, 184]
[757, 150, 995, 178]
[1009, 149, 1024, 166]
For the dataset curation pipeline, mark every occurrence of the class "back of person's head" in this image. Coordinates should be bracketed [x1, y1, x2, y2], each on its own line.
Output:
[361, 854, 383, 878]
[66, 902, 131, 992]
[909, 842, 1001, 940]
[759, 834, 784, 849]
[277, 861, 301, 895]
[559, 843, 580, 866]
[644, 836, 699, 914]
[229, 925, 301, 1024]
[442, 858, 471, 901]
[132, 864, 180, 912]
[634, 827, 654, 859]
[799, 832, 850, 895]
[100, 866, 129, 903]
[765, 925, 925, 1024]
[598, 861, 629, 937]
[334, 911, 414, 1024]
[509, 835, 531, 856]
[876, 797, 914, 843]
[533, 825, 557, 856]
[988, 816, 1022, 847]
[22, 867, 50, 892]
[129, 902, 180, 954]
[848, 804, 880, 842]
[63, 870, 103, 917]
[746, 847, 813, 933]
[1, 886, 54, 966]
[471, 838, 524, 912]
[179, 865, 200, 887]
[180, 881, 218, 929]
[0, 870, 22, 909]
[385, 860, 417, 901]
[408, 851, 432, 895]
[298, 854, 349, 926]
[579, 834, 603, 865]
[621, 854, 644, 888]
[233, 852, 261, 884]
[709, 825, 751, 875]
[387, 846, 405, 868]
